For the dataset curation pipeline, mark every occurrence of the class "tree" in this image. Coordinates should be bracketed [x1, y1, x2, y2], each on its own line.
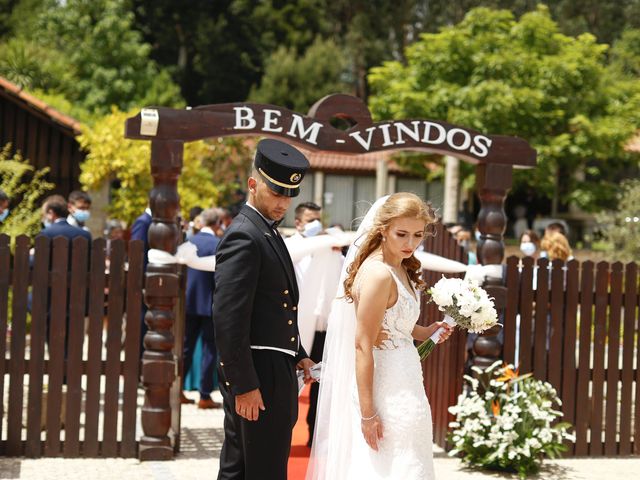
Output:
[0, 144, 54, 241]
[37, 0, 184, 114]
[421, 1, 640, 44]
[130, 0, 331, 106]
[368, 6, 640, 214]
[0, 37, 70, 94]
[1, 0, 184, 116]
[596, 179, 640, 262]
[77, 108, 251, 226]
[249, 37, 351, 112]
[609, 28, 640, 77]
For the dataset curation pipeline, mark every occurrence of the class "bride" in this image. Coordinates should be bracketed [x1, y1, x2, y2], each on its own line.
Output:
[307, 193, 453, 479]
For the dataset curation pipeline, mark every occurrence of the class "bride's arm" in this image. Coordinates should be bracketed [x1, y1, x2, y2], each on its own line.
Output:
[412, 323, 442, 342]
[354, 263, 394, 451]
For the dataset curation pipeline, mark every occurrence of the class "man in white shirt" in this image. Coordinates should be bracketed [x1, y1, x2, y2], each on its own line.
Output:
[285, 202, 343, 446]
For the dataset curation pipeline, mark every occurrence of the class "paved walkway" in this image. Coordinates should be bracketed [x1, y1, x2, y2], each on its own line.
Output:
[1, 389, 639, 479]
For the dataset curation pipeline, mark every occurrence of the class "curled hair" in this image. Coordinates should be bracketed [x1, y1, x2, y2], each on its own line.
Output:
[541, 231, 572, 262]
[343, 193, 437, 302]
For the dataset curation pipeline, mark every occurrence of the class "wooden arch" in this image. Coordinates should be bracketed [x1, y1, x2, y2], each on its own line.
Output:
[124, 94, 536, 460]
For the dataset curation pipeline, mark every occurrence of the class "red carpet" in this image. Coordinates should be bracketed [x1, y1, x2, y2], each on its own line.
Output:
[288, 384, 311, 479]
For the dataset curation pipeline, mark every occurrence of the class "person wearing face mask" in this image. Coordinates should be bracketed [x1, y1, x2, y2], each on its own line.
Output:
[67, 190, 92, 233]
[38, 195, 92, 364]
[284, 202, 344, 447]
[41, 195, 92, 243]
[0, 190, 9, 224]
[453, 227, 478, 265]
[519, 229, 540, 260]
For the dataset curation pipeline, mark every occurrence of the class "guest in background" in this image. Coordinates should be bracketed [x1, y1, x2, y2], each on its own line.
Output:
[104, 219, 125, 270]
[182, 208, 222, 408]
[130, 204, 152, 358]
[39, 195, 91, 361]
[186, 206, 204, 240]
[214, 207, 232, 236]
[67, 190, 92, 232]
[448, 224, 478, 265]
[541, 231, 573, 262]
[519, 229, 540, 260]
[545, 221, 567, 237]
[0, 190, 10, 224]
[285, 201, 343, 446]
[41, 195, 92, 243]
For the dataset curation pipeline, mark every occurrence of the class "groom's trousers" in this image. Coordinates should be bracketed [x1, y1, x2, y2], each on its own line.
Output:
[217, 349, 298, 480]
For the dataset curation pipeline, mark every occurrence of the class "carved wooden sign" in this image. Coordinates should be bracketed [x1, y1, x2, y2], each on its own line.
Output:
[125, 94, 536, 167]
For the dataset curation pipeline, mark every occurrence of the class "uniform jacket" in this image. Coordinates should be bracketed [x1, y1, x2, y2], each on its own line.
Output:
[213, 205, 308, 395]
[185, 231, 220, 317]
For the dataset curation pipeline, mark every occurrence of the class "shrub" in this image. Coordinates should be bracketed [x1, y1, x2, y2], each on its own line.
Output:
[0, 144, 54, 242]
[448, 361, 574, 478]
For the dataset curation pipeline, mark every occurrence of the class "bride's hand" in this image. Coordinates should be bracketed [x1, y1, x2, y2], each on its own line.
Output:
[361, 414, 384, 451]
[429, 321, 454, 344]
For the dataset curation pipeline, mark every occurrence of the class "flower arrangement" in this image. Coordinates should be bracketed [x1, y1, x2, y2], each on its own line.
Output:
[417, 277, 498, 360]
[447, 362, 574, 478]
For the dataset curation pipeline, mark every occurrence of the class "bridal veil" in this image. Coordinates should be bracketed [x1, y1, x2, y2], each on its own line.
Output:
[306, 195, 389, 480]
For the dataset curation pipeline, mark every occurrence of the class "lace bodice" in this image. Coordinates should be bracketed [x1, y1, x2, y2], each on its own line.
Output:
[354, 262, 421, 350]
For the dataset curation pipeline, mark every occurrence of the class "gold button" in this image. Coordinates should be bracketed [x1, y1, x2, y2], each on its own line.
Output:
[290, 337, 296, 342]
[283, 303, 288, 308]
[288, 320, 293, 325]
[292, 306, 297, 311]
[283, 289, 289, 295]
[225, 382, 230, 386]
[220, 361, 224, 366]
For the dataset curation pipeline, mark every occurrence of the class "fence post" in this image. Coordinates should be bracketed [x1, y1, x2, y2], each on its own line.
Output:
[139, 139, 184, 461]
[473, 162, 512, 368]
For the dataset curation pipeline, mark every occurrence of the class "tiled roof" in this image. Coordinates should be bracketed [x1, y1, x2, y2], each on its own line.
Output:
[300, 148, 436, 174]
[0, 76, 82, 135]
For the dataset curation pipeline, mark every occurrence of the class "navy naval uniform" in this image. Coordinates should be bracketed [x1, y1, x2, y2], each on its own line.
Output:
[213, 139, 310, 480]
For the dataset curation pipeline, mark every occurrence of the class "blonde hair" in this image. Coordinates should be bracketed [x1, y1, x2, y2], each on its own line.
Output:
[343, 193, 437, 302]
[541, 231, 572, 261]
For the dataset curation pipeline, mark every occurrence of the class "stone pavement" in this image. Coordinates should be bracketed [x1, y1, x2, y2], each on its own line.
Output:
[1, 389, 639, 479]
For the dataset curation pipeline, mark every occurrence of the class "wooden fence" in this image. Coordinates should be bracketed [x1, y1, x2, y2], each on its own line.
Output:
[0, 234, 144, 457]
[503, 256, 640, 457]
[420, 223, 468, 448]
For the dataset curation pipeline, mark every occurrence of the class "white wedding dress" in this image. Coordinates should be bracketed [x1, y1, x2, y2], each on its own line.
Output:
[307, 195, 435, 480]
[345, 262, 435, 479]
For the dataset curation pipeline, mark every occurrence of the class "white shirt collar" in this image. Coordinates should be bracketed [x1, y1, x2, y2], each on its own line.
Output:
[200, 226, 215, 235]
[246, 202, 273, 225]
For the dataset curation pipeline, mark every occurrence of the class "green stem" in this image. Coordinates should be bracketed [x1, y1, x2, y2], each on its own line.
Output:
[417, 338, 437, 360]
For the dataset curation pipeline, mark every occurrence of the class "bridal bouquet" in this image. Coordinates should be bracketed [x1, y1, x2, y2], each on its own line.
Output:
[417, 277, 498, 360]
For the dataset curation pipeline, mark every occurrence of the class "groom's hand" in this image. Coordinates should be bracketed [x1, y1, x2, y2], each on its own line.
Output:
[235, 388, 265, 421]
[296, 358, 316, 384]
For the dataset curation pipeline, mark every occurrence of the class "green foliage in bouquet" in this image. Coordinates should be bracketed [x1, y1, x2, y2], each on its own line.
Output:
[448, 362, 574, 478]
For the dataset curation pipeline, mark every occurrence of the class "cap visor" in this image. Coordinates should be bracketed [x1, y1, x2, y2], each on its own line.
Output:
[265, 181, 300, 197]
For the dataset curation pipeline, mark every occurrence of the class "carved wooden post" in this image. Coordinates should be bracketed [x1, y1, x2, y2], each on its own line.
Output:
[473, 162, 512, 368]
[139, 139, 183, 460]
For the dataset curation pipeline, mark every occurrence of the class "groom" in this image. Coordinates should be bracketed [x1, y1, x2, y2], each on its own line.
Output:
[214, 138, 315, 479]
